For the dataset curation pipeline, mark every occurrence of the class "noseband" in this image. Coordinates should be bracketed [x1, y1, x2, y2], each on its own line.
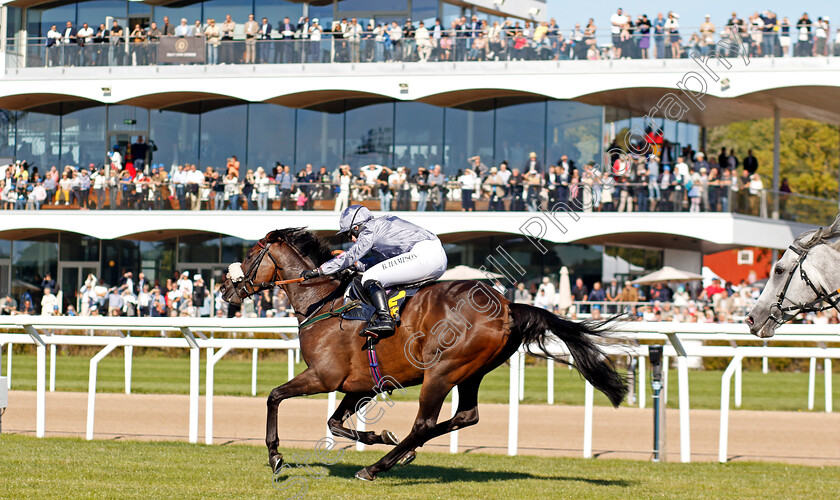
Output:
[769, 244, 840, 324]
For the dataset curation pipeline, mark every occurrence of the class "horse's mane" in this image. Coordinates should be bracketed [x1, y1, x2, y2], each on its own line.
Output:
[266, 227, 335, 266]
[794, 214, 840, 252]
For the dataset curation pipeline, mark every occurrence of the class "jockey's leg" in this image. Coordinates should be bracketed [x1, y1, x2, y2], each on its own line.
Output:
[363, 280, 395, 337]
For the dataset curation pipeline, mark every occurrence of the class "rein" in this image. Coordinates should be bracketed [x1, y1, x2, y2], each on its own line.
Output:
[770, 244, 840, 324]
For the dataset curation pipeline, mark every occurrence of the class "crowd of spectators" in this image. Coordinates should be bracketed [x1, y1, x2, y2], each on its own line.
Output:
[32, 9, 840, 68]
[1, 138, 788, 216]
[0, 270, 293, 319]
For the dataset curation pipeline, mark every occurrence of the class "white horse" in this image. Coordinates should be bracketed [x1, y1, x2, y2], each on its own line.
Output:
[747, 215, 840, 338]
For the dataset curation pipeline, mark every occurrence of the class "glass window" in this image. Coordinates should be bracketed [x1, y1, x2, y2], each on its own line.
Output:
[27, 3, 77, 39]
[246, 104, 295, 170]
[307, 4, 333, 30]
[77, 1, 127, 29]
[155, 4, 202, 31]
[546, 101, 602, 168]
[221, 236, 257, 263]
[203, 0, 253, 27]
[495, 100, 547, 171]
[199, 104, 247, 171]
[444, 107, 493, 176]
[441, 2, 462, 27]
[107, 105, 149, 133]
[394, 102, 442, 169]
[411, 0, 438, 25]
[254, 0, 302, 25]
[140, 240, 176, 286]
[60, 233, 100, 261]
[0, 110, 15, 159]
[0, 240, 10, 259]
[150, 109, 199, 168]
[60, 106, 106, 168]
[179, 234, 220, 263]
[339, 0, 407, 12]
[295, 108, 344, 171]
[344, 102, 393, 170]
[16, 111, 61, 170]
[6, 7, 23, 50]
[11, 236, 58, 305]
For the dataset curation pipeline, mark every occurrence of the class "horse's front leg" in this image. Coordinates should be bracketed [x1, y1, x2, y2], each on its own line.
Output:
[266, 368, 327, 472]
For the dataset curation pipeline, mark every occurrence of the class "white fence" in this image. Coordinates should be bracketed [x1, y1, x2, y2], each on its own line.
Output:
[0, 317, 838, 463]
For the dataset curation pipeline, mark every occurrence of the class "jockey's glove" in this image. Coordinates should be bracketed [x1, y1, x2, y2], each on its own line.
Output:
[301, 268, 323, 281]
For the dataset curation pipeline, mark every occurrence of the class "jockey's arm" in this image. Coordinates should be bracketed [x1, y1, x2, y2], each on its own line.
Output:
[318, 230, 374, 276]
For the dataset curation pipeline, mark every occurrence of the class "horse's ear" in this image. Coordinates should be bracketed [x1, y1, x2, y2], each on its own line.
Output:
[829, 214, 840, 234]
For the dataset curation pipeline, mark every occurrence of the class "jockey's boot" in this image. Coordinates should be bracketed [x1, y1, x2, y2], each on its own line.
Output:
[363, 280, 395, 338]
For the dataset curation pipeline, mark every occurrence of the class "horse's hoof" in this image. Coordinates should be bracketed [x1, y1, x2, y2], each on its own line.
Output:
[381, 429, 400, 446]
[269, 454, 284, 473]
[397, 450, 416, 467]
[355, 467, 376, 481]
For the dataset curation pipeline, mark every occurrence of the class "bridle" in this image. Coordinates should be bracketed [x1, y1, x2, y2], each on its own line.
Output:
[232, 239, 303, 299]
[769, 244, 840, 325]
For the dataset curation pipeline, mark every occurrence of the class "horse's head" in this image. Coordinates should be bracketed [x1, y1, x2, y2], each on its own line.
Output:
[747, 218, 840, 338]
[221, 228, 335, 306]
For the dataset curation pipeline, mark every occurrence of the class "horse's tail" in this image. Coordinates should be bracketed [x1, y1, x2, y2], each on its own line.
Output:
[509, 303, 628, 407]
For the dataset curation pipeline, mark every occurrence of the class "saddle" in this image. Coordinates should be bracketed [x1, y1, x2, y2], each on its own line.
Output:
[341, 277, 436, 325]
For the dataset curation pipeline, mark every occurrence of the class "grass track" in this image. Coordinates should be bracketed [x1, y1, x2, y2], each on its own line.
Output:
[4, 351, 839, 411]
[1, 434, 838, 499]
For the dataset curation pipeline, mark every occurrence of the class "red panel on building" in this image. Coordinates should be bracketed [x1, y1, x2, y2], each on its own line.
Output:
[703, 247, 773, 284]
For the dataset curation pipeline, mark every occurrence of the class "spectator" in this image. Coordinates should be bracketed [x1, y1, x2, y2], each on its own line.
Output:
[514, 283, 532, 304]
[41, 287, 59, 316]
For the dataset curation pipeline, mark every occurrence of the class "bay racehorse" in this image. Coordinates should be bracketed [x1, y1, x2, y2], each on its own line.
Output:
[747, 215, 840, 338]
[221, 227, 627, 480]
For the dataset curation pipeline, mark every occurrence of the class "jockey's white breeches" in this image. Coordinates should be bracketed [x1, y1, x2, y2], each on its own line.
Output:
[361, 238, 447, 288]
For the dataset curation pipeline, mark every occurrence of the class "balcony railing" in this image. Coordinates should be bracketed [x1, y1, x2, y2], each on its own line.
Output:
[5, 27, 838, 69]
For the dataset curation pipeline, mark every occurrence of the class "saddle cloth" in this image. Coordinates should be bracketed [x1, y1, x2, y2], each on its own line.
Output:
[341, 277, 436, 324]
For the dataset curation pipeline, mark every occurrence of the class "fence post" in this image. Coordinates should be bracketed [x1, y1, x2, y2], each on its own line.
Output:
[826, 359, 833, 413]
[6, 342, 11, 389]
[808, 357, 816, 410]
[206, 345, 232, 445]
[639, 355, 646, 409]
[546, 358, 554, 405]
[583, 381, 594, 458]
[86, 342, 119, 440]
[718, 354, 742, 463]
[326, 391, 337, 439]
[49, 344, 56, 392]
[677, 355, 691, 463]
[23, 325, 45, 438]
[507, 348, 520, 456]
[180, 327, 200, 444]
[287, 348, 294, 381]
[450, 386, 459, 453]
[518, 350, 525, 402]
[125, 342, 133, 395]
[251, 348, 258, 396]
[734, 356, 742, 408]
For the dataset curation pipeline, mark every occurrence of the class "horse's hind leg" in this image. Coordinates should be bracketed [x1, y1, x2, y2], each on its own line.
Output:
[327, 392, 400, 446]
[266, 368, 327, 472]
[355, 378, 451, 481]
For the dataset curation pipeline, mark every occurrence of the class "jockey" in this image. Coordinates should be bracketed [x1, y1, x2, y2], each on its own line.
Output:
[300, 205, 447, 337]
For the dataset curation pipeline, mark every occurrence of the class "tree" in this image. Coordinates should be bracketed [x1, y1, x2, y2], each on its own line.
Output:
[708, 119, 840, 198]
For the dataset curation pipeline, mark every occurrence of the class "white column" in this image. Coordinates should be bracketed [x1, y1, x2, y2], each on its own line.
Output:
[583, 381, 594, 458]
[188, 347, 199, 444]
[507, 349, 520, 456]
[450, 386, 459, 453]
[825, 359, 833, 413]
[7, 342, 12, 389]
[36, 344, 45, 438]
[662, 355, 669, 405]
[808, 357, 816, 410]
[677, 356, 691, 463]
[86, 343, 119, 440]
[124, 345, 133, 394]
[49, 344, 56, 392]
[638, 355, 646, 409]
[734, 357, 742, 408]
[287, 349, 294, 381]
[251, 348, 258, 396]
[718, 356, 741, 463]
[546, 358, 554, 405]
[356, 399, 368, 452]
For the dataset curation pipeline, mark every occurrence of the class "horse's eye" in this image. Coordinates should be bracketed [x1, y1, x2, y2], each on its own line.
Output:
[774, 266, 784, 275]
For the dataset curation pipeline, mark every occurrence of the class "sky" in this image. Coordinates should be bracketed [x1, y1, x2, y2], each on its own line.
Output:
[546, 0, 840, 31]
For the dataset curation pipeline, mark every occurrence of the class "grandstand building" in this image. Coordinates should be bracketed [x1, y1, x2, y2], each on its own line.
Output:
[0, 0, 838, 310]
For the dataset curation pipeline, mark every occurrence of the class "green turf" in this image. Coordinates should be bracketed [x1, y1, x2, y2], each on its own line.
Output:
[3, 349, 839, 411]
[0, 434, 838, 499]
